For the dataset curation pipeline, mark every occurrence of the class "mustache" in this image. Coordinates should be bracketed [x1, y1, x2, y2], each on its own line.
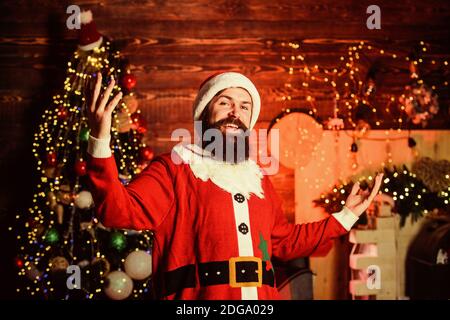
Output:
[210, 117, 248, 131]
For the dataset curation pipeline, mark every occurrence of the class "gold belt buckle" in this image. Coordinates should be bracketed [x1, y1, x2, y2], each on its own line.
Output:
[229, 256, 263, 288]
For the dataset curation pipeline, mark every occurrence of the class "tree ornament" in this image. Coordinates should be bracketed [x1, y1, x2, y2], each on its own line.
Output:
[109, 231, 127, 251]
[25, 263, 42, 281]
[104, 271, 133, 300]
[122, 94, 139, 114]
[14, 257, 24, 268]
[56, 204, 64, 224]
[74, 159, 87, 176]
[351, 142, 358, 153]
[121, 73, 137, 91]
[124, 250, 152, 280]
[74, 190, 94, 209]
[57, 106, 69, 120]
[56, 184, 72, 205]
[116, 110, 133, 133]
[139, 146, 154, 162]
[91, 257, 111, 276]
[46, 151, 57, 167]
[44, 227, 60, 244]
[47, 191, 58, 210]
[49, 256, 69, 272]
[79, 127, 90, 142]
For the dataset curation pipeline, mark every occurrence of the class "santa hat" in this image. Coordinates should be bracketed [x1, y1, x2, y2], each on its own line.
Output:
[78, 10, 103, 51]
[193, 72, 261, 130]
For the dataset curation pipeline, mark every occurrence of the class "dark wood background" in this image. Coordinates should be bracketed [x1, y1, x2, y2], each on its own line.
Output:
[0, 0, 449, 298]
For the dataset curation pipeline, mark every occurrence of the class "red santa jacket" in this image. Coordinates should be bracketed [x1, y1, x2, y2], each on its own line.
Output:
[87, 141, 357, 300]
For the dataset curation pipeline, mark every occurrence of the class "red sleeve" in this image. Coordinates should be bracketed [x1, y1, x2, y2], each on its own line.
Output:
[266, 177, 348, 261]
[87, 154, 175, 231]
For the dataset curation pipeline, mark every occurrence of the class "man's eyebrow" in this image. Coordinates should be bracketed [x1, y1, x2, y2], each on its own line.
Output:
[218, 95, 252, 105]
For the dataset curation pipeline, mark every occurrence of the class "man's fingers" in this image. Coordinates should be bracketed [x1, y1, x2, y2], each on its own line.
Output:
[367, 174, 384, 204]
[90, 72, 102, 113]
[97, 76, 116, 114]
[105, 92, 123, 114]
[350, 182, 360, 195]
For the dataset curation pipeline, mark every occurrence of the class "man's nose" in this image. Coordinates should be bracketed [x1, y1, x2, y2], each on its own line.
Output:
[228, 104, 240, 119]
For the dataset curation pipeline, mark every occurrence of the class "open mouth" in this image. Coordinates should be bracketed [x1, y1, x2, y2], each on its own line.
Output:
[223, 123, 239, 129]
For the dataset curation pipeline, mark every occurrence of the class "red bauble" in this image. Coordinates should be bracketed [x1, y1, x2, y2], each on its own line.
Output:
[57, 107, 68, 120]
[139, 146, 154, 161]
[15, 257, 24, 268]
[46, 151, 57, 167]
[121, 74, 137, 90]
[74, 159, 87, 176]
[131, 113, 147, 134]
[137, 126, 147, 134]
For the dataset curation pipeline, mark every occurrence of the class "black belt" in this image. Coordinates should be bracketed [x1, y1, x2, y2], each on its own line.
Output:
[162, 257, 275, 297]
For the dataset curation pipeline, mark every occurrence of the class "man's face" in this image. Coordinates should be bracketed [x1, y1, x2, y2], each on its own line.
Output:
[207, 87, 253, 132]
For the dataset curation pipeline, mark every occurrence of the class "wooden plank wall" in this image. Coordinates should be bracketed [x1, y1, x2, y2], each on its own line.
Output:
[0, 0, 449, 298]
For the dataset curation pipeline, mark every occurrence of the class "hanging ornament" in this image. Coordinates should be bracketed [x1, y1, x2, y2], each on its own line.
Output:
[116, 110, 133, 133]
[124, 250, 152, 280]
[57, 106, 69, 120]
[399, 61, 439, 127]
[49, 256, 69, 272]
[91, 257, 111, 277]
[74, 159, 87, 176]
[121, 73, 137, 91]
[25, 263, 42, 281]
[74, 190, 94, 209]
[46, 151, 57, 167]
[56, 184, 72, 205]
[139, 146, 154, 162]
[79, 127, 90, 142]
[122, 94, 139, 114]
[56, 204, 64, 224]
[408, 137, 417, 148]
[351, 141, 358, 153]
[14, 257, 24, 268]
[104, 271, 133, 300]
[47, 191, 58, 210]
[28, 218, 45, 236]
[110, 231, 127, 251]
[44, 227, 60, 244]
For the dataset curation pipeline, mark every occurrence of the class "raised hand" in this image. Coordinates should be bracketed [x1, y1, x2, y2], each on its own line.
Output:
[87, 72, 123, 139]
[345, 173, 384, 217]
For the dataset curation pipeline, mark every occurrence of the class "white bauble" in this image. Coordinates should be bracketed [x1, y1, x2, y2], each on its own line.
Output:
[104, 271, 133, 300]
[124, 250, 152, 280]
[74, 191, 94, 209]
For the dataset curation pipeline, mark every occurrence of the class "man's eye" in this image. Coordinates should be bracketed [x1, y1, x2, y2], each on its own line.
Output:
[219, 101, 229, 105]
[241, 105, 249, 110]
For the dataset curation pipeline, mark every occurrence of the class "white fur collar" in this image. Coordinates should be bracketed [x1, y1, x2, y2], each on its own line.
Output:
[172, 143, 264, 199]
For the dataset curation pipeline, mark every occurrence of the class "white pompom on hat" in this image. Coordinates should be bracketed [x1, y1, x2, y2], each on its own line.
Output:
[193, 72, 261, 130]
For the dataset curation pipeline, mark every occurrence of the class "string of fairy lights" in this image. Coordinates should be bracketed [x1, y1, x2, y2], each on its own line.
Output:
[275, 40, 450, 222]
[11, 39, 155, 299]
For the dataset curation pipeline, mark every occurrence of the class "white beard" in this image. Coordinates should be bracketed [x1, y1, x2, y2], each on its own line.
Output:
[172, 143, 264, 200]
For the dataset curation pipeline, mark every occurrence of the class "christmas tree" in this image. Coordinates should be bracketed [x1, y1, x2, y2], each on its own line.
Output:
[12, 10, 155, 300]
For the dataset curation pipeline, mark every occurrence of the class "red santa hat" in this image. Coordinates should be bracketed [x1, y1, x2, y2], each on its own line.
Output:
[193, 72, 261, 130]
[78, 10, 103, 51]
